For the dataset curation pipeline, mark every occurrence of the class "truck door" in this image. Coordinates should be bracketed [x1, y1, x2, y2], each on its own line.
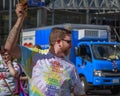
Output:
[80, 45, 91, 62]
[76, 44, 93, 82]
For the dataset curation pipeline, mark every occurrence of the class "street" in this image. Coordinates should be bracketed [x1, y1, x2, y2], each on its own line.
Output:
[87, 90, 120, 96]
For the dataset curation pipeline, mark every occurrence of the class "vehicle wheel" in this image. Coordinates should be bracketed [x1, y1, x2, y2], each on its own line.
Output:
[80, 76, 89, 93]
[110, 88, 119, 95]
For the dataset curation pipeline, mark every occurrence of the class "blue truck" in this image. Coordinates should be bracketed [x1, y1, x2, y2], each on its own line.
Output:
[21, 24, 120, 94]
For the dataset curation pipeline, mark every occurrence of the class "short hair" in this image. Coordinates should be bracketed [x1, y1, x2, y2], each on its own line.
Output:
[49, 27, 71, 46]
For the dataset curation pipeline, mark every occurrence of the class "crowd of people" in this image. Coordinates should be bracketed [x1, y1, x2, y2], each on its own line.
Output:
[0, 1, 87, 96]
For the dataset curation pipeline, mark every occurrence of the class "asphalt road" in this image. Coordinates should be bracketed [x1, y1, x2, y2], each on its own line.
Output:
[87, 90, 120, 96]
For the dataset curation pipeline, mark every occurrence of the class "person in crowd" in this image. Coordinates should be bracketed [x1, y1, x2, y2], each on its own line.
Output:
[0, 46, 21, 95]
[4, 2, 87, 96]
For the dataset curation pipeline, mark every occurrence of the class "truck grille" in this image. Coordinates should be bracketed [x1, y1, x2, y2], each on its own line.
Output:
[102, 70, 120, 77]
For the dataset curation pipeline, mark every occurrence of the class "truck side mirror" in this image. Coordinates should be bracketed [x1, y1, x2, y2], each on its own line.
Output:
[75, 47, 80, 56]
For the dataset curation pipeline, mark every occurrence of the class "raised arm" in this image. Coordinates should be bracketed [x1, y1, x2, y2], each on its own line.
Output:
[5, 3, 27, 58]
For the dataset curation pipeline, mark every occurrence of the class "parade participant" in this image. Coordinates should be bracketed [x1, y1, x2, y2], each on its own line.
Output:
[5, 2, 87, 96]
[0, 48, 21, 95]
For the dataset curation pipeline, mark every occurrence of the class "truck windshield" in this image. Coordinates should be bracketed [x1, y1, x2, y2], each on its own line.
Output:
[92, 44, 120, 60]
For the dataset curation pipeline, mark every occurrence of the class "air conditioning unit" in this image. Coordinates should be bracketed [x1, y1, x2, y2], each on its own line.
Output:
[78, 29, 108, 40]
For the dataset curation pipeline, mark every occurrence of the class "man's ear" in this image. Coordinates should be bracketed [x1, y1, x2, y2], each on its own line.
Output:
[56, 39, 61, 44]
[56, 39, 62, 48]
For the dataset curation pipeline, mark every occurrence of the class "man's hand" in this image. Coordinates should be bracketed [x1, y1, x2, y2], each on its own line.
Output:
[15, 2, 27, 18]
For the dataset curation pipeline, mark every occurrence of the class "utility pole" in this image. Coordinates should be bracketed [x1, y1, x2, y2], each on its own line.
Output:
[51, 0, 55, 25]
[9, 0, 12, 31]
[86, 9, 89, 24]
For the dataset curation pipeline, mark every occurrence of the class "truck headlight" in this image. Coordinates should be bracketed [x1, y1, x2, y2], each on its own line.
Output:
[94, 70, 103, 77]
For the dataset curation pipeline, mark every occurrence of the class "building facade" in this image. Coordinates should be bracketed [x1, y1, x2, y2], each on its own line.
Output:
[0, 0, 120, 45]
